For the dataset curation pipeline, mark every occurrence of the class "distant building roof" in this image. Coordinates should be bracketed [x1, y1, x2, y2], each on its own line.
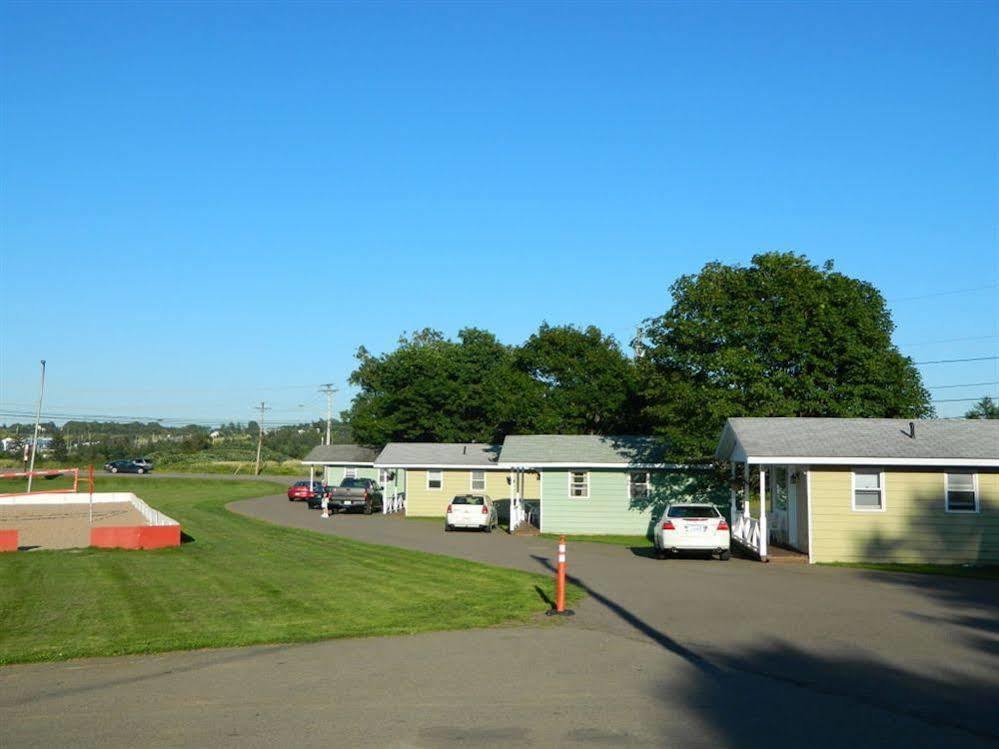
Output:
[302, 444, 380, 465]
[375, 443, 501, 468]
[716, 418, 999, 467]
[498, 434, 671, 467]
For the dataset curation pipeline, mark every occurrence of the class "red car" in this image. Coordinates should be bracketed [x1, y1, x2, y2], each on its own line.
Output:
[287, 481, 325, 501]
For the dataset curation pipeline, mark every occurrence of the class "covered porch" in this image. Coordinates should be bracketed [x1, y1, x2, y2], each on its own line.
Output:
[728, 461, 809, 562]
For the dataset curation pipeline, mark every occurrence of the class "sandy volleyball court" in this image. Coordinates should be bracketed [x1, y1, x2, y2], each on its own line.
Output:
[0, 503, 148, 549]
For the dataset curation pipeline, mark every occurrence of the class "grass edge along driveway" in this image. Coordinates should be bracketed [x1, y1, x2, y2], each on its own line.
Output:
[0, 478, 582, 665]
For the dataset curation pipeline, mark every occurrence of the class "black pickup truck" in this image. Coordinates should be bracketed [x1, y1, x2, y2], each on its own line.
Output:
[309, 478, 383, 514]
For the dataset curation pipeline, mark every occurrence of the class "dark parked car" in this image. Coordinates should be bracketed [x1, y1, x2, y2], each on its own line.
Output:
[320, 478, 383, 514]
[288, 481, 325, 502]
[104, 459, 153, 474]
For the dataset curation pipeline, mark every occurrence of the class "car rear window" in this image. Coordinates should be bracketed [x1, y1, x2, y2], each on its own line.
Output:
[340, 479, 367, 488]
[452, 496, 485, 506]
[666, 505, 720, 519]
[293, 481, 309, 487]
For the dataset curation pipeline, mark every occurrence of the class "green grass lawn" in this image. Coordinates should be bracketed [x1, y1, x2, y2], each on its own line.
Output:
[0, 478, 581, 665]
[539, 533, 652, 547]
[823, 562, 999, 581]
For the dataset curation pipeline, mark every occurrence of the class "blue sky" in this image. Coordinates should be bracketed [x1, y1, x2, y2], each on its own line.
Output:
[1, 1, 996, 426]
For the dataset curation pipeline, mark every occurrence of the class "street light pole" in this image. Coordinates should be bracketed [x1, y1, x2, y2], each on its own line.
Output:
[26, 359, 47, 493]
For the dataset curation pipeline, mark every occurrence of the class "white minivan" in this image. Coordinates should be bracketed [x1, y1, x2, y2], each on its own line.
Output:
[654, 503, 730, 560]
[445, 495, 498, 533]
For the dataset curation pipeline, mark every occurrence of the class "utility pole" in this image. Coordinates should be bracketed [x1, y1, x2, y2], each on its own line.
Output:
[254, 401, 270, 476]
[318, 384, 338, 445]
[26, 360, 46, 493]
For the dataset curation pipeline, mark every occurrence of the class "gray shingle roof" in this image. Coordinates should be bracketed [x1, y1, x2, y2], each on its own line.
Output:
[716, 418, 999, 464]
[375, 443, 501, 467]
[498, 435, 670, 466]
[302, 444, 380, 464]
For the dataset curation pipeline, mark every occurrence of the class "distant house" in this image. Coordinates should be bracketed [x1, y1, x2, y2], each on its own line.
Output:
[0, 437, 18, 453]
[375, 443, 519, 517]
[498, 435, 720, 535]
[715, 418, 999, 564]
[302, 444, 381, 487]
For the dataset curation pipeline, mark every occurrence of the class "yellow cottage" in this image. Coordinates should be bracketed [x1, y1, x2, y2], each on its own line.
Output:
[715, 417, 999, 564]
[375, 443, 539, 519]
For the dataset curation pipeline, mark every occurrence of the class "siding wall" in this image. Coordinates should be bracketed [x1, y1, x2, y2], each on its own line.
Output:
[405, 469, 539, 517]
[322, 466, 379, 485]
[809, 467, 999, 564]
[540, 469, 718, 535]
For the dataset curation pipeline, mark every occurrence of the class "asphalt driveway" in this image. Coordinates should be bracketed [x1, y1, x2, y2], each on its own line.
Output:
[2, 493, 996, 748]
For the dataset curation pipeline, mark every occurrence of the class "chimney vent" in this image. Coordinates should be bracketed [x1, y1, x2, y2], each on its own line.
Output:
[463, 445, 467, 454]
[909, 422, 916, 439]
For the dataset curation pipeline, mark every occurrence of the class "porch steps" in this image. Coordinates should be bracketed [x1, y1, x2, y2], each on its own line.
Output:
[512, 525, 541, 537]
[765, 544, 809, 564]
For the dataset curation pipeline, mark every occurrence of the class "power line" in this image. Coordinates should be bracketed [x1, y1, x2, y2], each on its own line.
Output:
[914, 356, 999, 365]
[932, 396, 996, 404]
[889, 282, 998, 303]
[927, 381, 999, 390]
[899, 333, 999, 348]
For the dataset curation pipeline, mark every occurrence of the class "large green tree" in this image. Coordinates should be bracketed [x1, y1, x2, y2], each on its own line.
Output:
[638, 252, 932, 458]
[965, 396, 998, 419]
[346, 328, 534, 445]
[514, 323, 642, 434]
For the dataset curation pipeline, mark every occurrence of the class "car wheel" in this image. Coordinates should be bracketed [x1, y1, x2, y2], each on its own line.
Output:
[444, 524, 452, 532]
[485, 523, 492, 533]
[110, 467, 118, 474]
[719, 550, 731, 561]
[137, 468, 145, 474]
[363, 503, 373, 515]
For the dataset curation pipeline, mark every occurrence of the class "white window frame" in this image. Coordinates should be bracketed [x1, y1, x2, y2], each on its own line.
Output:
[378, 468, 390, 488]
[470, 470, 486, 492]
[944, 472, 979, 514]
[851, 468, 886, 512]
[427, 469, 443, 491]
[568, 471, 589, 499]
[343, 467, 358, 480]
[629, 471, 650, 500]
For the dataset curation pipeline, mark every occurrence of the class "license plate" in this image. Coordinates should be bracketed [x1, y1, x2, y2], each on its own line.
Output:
[688, 525, 706, 533]
[343, 500, 352, 505]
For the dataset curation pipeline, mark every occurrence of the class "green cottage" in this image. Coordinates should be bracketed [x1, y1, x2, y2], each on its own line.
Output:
[301, 444, 385, 488]
[498, 434, 723, 536]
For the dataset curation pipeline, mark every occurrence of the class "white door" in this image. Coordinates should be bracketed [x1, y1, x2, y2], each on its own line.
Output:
[787, 466, 799, 548]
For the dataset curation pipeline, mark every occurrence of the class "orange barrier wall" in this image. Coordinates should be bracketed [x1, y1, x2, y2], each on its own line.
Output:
[90, 524, 181, 550]
[0, 530, 17, 552]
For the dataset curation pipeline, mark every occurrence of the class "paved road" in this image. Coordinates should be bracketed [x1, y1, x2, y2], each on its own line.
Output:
[2, 493, 996, 748]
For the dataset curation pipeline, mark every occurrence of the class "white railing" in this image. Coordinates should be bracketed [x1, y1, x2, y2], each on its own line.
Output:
[732, 513, 761, 553]
[509, 498, 524, 533]
[382, 491, 405, 515]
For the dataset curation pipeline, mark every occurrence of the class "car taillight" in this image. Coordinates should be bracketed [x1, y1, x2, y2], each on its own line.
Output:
[662, 520, 675, 530]
[481, 505, 489, 515]
[717, 519, 729, 531]
[446, 504, 452, 513]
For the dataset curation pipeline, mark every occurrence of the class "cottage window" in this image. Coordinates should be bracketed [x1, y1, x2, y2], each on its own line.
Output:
[470, 470, 486, 492]
[852, 470, 884, 511]
[569, 471, 589, 499]
[344, 467, 357, 480]
[427, 470, 443, 490]
[945, 472, 978, 513]
[629, 472, 650, 499]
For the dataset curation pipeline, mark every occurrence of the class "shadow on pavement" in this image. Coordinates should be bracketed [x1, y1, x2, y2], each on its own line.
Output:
[529, 554, 999, 745]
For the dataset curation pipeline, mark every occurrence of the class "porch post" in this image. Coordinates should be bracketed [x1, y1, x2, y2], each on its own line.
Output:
[759, 466, 768, 560]
[729, 463, 736, 525]
[742, 463, 750, 519]
[509, 468, 517, 532]
[309, 465, 314, 486]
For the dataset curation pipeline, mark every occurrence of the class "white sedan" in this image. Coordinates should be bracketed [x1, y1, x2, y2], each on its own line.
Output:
[445, 495, 498, 533]
[654, 503, 730, 560]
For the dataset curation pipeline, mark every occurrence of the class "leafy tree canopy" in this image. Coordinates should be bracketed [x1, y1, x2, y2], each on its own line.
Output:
[514, 323, 642, 434]
[347, 328, 533, 445]
[965, 396, 998, 419]
[638, 252, 932, 458]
